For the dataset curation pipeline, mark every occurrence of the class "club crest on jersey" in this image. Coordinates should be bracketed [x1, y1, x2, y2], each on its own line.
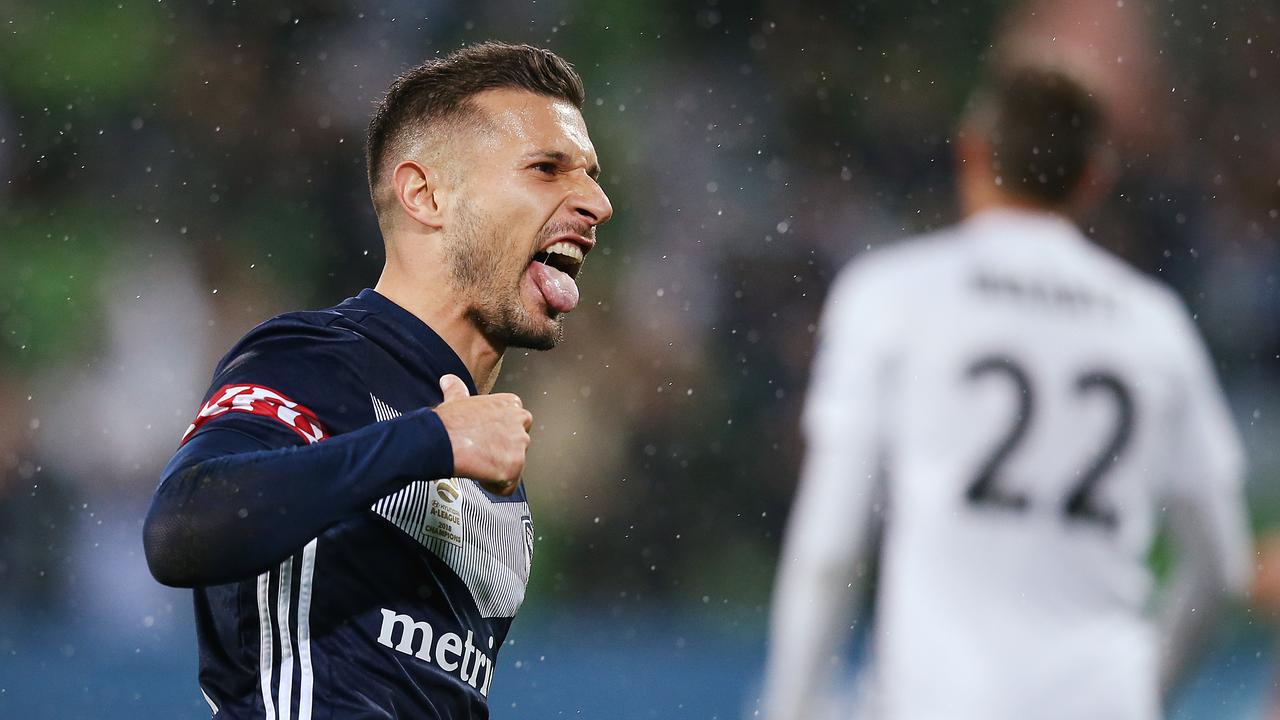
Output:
[181, 384, 328, 445]
[522, 516, 534, 577]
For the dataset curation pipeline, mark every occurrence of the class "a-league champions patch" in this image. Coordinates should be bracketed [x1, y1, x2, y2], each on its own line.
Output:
[424, 478, 465, 548]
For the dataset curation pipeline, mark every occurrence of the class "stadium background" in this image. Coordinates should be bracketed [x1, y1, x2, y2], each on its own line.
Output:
[1, 0, 1277, 717]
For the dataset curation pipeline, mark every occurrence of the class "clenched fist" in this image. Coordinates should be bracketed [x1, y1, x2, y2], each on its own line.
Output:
[432, 374, 532, 496]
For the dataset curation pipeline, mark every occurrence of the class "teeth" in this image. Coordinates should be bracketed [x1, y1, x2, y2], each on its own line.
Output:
[544, 240, 584, 263]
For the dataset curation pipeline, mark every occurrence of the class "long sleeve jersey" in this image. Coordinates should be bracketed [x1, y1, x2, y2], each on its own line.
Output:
[762, 209, 1249, 720]
[145, 289, 534, 719]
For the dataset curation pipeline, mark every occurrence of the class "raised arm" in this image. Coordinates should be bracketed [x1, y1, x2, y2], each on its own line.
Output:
[144, 406, 450, 587]
[144, 314, 535, 588]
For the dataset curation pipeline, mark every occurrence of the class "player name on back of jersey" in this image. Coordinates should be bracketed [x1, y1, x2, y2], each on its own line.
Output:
[972, 270, 1117, 313]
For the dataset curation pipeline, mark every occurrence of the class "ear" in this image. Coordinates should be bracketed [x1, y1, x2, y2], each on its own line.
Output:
[954, 127, 995, 214]
[392, 160, 449, 230]
[1068, 148, 1119, 217]
[954, 126, 988, 175]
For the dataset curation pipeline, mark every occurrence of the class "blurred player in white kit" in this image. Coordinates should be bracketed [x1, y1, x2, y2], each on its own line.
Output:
[760, 67, 1252, 720]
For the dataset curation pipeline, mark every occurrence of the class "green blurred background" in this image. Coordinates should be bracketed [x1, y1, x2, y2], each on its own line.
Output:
[2, 0, 1279, 717]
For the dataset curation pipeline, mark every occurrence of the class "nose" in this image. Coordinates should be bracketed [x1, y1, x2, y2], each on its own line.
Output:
[567, 173, 613, 227]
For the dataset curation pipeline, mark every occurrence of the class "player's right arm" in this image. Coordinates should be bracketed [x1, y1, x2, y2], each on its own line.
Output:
[143, 322, 531, 588]
[760, 262, 897, 720]
[1155, 300, 1252, 698]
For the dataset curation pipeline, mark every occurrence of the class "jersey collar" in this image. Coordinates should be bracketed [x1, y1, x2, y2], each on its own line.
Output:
[346, 288, 479, 395]
[964, 206, 1081, 240]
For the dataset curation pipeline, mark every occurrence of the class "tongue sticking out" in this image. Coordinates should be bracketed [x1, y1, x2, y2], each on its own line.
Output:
[528, 260, 580, 314]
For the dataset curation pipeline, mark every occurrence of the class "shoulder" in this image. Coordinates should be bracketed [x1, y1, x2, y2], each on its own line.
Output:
[207, 305, 377, 412]
[186, 307, 376, 446]
[814, 232, 961, 362]
[1074, 242, 1204, 349]
[1137, 281, 1214, 367]
[825, 228, 964, 312]
[1076, 252, 1217, 382]
[216, 307, 369, 378]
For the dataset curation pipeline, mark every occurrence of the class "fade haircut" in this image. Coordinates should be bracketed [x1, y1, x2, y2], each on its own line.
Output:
[365, 41, 586, 215]
[967, 67, 1106, 206]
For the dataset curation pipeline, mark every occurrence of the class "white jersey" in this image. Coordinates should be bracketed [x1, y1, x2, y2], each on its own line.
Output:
[763, 208, 1250, 720]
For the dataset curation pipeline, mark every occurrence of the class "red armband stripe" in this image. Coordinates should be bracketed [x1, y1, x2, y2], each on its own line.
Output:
[181, 384, 329, 445]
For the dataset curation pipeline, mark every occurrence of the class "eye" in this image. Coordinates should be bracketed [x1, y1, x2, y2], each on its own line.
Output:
[531, 162, 557, 175]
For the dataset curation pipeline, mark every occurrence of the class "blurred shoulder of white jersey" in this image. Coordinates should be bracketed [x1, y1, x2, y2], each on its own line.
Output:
[820, 207, 1213, 375]
[821, 224, 964, 328]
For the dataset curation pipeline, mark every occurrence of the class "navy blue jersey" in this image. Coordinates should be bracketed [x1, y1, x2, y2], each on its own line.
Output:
[156, 289, 532, 719]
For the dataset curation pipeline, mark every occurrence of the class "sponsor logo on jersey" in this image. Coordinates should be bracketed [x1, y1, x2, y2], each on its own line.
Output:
[436, 481, 461, 503]
[182, 384, 328, 445]
[376, 608, 496, 696]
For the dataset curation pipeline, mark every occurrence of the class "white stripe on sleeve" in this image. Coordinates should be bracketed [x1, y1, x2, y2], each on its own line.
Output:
[257, 571, 277, 720]
[277, 555, 295, 720]
[297, 539, 318, 720]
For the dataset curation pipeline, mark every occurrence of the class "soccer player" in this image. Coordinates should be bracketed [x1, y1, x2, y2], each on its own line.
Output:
[143, 42, 611, 718]
[760, 68, 1250, 720]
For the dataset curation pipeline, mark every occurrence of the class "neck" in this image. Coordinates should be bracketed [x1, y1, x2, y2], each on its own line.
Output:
[374, 260, 505, 394]
[960, 178, 1060, 221]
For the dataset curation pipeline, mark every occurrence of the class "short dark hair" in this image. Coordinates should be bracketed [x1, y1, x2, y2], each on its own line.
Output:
[968, 67, 1106, 205]
[365, 41, 586, 210]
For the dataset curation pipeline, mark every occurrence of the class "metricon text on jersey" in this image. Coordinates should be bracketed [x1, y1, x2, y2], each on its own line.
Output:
[377, 608, 498, 696]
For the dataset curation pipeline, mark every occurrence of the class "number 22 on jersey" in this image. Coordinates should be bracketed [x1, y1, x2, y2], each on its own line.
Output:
[963, 355, 1135, 530]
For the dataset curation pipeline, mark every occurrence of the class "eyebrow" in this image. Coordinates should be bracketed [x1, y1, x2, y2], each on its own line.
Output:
[528, 150, 601, 181]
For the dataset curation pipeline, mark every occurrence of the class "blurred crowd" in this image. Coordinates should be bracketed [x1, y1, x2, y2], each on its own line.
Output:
[1, 0, 1278, 655]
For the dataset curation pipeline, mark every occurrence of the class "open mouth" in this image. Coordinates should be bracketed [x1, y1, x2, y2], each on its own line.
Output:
[532, 240, 585, 279]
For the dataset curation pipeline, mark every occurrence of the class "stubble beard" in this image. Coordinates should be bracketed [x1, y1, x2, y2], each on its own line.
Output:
[446, 200, 563, 351]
